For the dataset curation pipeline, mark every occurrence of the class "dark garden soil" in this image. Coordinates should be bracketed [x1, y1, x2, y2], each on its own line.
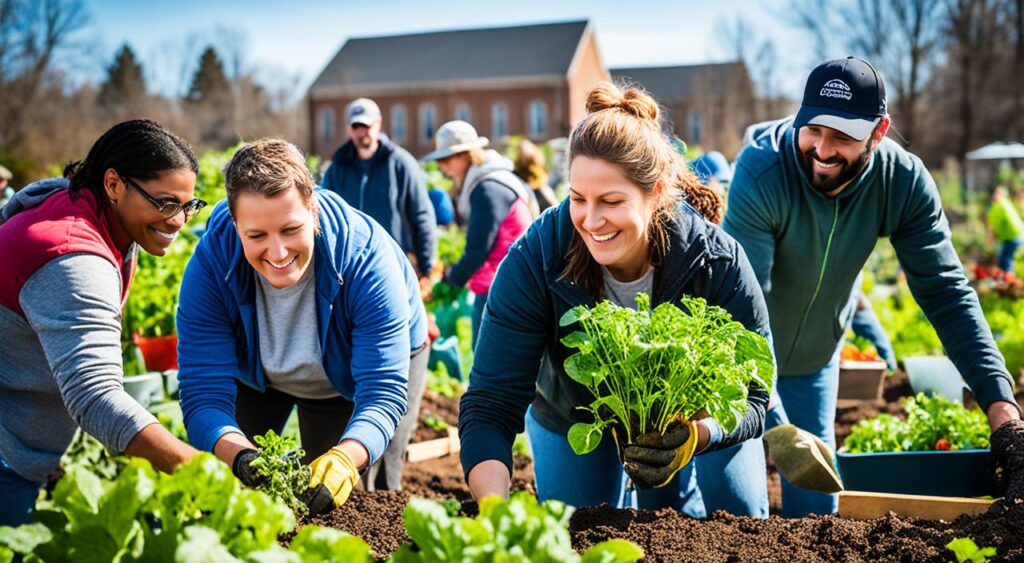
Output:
[291, 370, 1024, 561]
[409, 389, 460, 443]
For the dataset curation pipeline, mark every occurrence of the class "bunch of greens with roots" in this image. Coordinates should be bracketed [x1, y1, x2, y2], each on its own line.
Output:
[559, 293, 774, 455]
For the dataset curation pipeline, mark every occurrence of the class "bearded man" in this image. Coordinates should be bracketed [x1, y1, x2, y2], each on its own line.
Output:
[724, 57, 1023, 517]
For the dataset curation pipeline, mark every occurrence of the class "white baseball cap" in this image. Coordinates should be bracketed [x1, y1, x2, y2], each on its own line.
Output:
[346, 98, 381, 126]
[421, 120, 489, 161]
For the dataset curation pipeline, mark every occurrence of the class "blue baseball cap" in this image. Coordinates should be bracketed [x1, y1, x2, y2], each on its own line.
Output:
[692, 151, 732, 184]
[793, 57, 887, 141]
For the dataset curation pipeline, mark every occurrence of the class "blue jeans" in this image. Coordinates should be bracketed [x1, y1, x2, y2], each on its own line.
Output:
[470, 290, 487, 352]
[525, 406, 768, 517]
[765, 349, 841, 517]
[0, 456, 43, 526]
[998, 239, 1021, 273]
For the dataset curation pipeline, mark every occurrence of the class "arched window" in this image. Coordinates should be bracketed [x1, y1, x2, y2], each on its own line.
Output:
[391, 104, 407, 143]
[455, 102, 471, 123]
[320, 107, 335, 145]
[491, 102, 508, 138]
[528, 100, 547, 138]
[420, 103, 438, 144]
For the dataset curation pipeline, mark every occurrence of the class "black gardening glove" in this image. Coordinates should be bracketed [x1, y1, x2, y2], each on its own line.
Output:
[992, 419, 1024, 503]
[620, 418, 699, 489]
[231, 448, 265, 488]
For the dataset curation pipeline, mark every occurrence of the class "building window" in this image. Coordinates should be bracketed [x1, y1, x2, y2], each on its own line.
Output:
[391, 104, 407, 143]
[320, 107, 335, 145]
[420, 103, 437, 144]
[689, 110, 702, 145]
[455, 102, 471, 123]
[528, 100, 547, 138]
[491, 102, 508, 139]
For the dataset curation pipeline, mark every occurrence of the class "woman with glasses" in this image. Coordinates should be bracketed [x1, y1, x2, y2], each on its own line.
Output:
[0, 119, 205, 525]
[176, 140, 427, 515]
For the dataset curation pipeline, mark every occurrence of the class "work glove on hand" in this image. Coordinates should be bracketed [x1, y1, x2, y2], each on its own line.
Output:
[618, 417, 699, 489]
[302, 447, 360, 515]
[992, 419, 1024, 501]
[231, 448, 265, 488]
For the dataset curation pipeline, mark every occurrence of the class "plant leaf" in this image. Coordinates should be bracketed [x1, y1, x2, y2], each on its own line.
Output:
[568, 423, 604, 455]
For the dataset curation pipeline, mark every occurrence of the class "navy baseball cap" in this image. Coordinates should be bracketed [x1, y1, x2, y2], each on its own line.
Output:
[793, 57, 887, 141]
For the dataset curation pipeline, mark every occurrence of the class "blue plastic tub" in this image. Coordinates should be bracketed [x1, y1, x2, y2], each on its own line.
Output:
[836, 449, 995, 497]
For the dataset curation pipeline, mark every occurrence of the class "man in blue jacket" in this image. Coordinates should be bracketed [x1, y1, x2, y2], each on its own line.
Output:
[322, 98, 436, 279]
[724, 57, 1023, 517]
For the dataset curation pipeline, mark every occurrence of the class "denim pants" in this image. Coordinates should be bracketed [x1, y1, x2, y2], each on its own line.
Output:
[765, 348, 841, 517]
[0, 456, 43, 527]
[998, 239, 1022, 273]
[525, 406, 768, 517]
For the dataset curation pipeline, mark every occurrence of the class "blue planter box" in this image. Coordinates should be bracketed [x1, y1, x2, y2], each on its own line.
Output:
[836, 449, 995, 497]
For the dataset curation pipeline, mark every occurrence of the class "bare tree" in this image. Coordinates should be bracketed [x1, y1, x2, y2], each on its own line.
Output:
[0, 0, 89, 151]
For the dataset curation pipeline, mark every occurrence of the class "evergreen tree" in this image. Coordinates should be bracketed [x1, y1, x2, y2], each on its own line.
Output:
[99, 44, 146, 110]
[186, 46, 230, 103]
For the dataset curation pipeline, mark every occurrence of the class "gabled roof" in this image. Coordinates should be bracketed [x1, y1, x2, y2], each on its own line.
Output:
[610, 62, 748, 101]
[310, 20, 590, 95]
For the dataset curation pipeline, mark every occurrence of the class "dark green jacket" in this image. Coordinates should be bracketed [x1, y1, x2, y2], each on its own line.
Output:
[724, 118, 1016, 413]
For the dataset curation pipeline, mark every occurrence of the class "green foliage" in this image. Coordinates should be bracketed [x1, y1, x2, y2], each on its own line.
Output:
[285, 526, 373, 562]
[250, 430, 311, 517]
[872, 286, 944, 361]
[60, 430, 127, 481]
[427, 363, 465, 398]
[844, 393, 990, 453]
[436, 227, 467, 270]
[391, 492, 643, 563]
[947, 537, 997, 563]
[422, 413, 449, 432]
[559, 294, 773, 455]
[512, 433, 532, 459]
[0, 454, 309, 562]
[123, 229, 197, 337]
[980, 294, 1024, 376]
[456, 316, 475, 377]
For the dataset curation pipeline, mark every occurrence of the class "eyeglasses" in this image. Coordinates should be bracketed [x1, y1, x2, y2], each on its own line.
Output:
[119, 173, 207, 222]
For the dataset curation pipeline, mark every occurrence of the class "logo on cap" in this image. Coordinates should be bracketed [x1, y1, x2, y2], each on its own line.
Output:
[820, 79, 852, 101]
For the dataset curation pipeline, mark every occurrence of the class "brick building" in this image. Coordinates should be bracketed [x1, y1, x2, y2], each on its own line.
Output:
[611, 62, 757, 158]
[308, 20, 609, 159]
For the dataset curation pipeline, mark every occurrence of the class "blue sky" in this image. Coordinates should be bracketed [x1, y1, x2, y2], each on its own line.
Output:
[83, 0, 807, 98]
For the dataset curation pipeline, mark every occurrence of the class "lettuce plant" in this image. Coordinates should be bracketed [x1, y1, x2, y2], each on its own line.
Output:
[559, 294, 773, 455]
[844, 392, 991, 453]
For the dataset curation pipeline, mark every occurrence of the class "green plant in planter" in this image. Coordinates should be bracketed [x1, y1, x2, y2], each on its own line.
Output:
[559, 293, 773, 455]
[123, 230, 197, 338]
[844, 392, 990, 453]
[250, 430, 312, 517]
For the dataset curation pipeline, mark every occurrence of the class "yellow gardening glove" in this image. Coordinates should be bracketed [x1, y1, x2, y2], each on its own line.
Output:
[303, 447, 360, 515]
[621, 418, 700, 488]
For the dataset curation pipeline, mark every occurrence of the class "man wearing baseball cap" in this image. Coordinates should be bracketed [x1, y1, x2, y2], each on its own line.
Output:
[322, 98, 436, 280]
[724, 57, 1023, 517]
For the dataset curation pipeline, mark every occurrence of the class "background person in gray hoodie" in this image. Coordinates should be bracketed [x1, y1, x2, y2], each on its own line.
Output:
[0, 120, 205, 525]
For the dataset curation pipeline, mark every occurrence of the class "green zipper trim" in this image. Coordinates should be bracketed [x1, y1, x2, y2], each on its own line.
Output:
[784, 200, 840, 367]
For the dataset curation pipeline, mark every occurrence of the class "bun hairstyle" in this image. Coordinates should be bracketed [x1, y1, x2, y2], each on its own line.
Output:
[562, 83, 723, 298]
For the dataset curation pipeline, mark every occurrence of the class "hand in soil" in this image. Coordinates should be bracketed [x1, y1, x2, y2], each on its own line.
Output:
[991, 418, 1024, 504]
[621, 418, 699, 488]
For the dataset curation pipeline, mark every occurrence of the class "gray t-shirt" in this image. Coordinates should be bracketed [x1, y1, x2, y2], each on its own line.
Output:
[255, 262, 339, 399]
[601, 266, 655, 310]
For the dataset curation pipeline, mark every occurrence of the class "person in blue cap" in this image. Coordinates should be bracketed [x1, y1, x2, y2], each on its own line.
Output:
[691, 151, 732, 198]
[724, 56, 1023, 517]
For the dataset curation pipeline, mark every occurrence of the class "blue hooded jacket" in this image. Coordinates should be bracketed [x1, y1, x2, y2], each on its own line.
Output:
[177, 189, 427, 463]
[458, 198, 774, 478]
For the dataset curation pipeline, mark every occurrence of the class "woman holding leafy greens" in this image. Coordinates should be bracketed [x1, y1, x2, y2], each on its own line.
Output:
[176, 140, 427, 515]
[0, 120, 205, 525]
[458, 83, 775, 517]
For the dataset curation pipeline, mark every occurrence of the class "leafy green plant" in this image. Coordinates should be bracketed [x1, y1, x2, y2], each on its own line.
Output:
[123, 229, 198, 338]
[844, 393, 990, 453]
[421, 412, 449, 432]
[426, 363, 464, 398]
[512, 433, 532, 459]
[60, 429, 126, 481]
[559, 294, 773, 455]
[436, 225, 466, 269]
[947, 537, 997, 563]
[250, 430, 311, 517]
[391, 492, 643, 562]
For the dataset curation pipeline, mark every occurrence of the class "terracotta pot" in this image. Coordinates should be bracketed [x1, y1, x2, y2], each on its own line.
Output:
[132, 333, 178, 371]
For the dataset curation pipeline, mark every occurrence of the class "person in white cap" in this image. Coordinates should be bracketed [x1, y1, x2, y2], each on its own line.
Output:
[321, 98, 436, 280]
[724, 56, 1023, 517]
[422, 120, 535, 346]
